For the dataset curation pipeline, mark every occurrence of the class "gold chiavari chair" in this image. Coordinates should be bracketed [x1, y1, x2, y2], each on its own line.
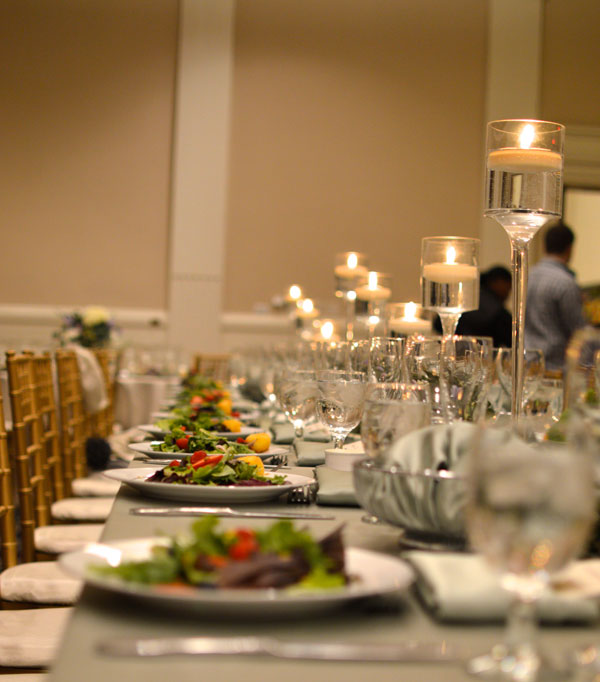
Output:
[192, 353, 231, 384]
[90, 348, 116, 438]
[31, 352, 65, 503]
[6, 351, 106, 559]
[6, 351, 51, 562]
[0, 384, 82, 609]
[55, 350, 90, 492]
[0, 392, 18, 571]
[0, 392, 72, 668]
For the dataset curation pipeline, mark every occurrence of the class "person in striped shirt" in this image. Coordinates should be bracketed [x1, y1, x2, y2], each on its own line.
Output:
[525, 221, 586, 371]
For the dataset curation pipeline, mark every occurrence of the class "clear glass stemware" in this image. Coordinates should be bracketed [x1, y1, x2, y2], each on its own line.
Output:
[485, 119, 564, 420]
[315, 370, 367, 449]
[466, 423, 595, 681]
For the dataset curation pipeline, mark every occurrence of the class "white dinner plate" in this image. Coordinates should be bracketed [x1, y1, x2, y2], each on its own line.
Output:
[128, 441, 290, 460]
[59, 538, 414, 617]
[138, 424, 263, 440]
[104, 467, 314, 504]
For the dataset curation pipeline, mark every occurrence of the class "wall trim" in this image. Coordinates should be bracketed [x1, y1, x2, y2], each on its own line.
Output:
[565, 125, 600, 188]
[0, 304, 167, 329]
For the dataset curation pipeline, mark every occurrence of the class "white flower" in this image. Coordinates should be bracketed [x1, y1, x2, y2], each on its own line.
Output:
[82, 306, 110, 326]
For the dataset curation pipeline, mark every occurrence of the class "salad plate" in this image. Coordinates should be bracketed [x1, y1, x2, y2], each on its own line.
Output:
[138, 425, 263, 440]
[59, 538, 414, 617]
[128, 441, 290, 460]
[104, 468, 314, 504]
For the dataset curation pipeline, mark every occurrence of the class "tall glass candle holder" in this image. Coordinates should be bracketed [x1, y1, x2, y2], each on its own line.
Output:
[334, 252, 368, 342]
[485, 119, 564, 419]
[421, 237, 480, 337]
[355, 271, 392, 339]
[388, 302, 432, 337]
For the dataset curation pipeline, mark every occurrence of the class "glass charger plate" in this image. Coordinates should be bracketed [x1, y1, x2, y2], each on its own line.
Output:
[138, 425, 263, 440]
[104, 467, 314, 504]
[59, 538, 414, 618]
[128, 441, 290, 460]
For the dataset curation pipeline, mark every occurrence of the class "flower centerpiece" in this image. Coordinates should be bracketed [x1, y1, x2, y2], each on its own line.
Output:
[55, 306, 118, 348]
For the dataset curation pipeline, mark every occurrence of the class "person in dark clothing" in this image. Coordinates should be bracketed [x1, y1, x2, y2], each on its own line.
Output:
[434, 266, 512, 347]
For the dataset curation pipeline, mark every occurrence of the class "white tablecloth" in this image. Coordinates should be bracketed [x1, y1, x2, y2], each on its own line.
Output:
[114, 374, 180, 429]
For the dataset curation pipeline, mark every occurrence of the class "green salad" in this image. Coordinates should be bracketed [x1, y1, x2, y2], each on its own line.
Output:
[91, 517, 347, 590]
[151, 428, 253, 456]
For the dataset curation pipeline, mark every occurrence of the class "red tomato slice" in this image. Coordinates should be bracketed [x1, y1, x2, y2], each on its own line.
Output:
[175, 437, 189, 450]
[190, 450, 207, 464]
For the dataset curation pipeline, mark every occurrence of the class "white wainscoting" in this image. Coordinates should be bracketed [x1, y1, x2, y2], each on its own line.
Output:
[0, 304, 296, 358]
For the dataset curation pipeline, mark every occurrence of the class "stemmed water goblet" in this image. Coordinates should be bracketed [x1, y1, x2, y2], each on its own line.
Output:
[368, 337, 406, 383]
[276, 369, 319, 439]
[334, 252, 369, 342]
[421, 236, 480, 338]
[466, 422, 595, 681]
[485, 119, 564, 420]
[315, 370, 367, 449]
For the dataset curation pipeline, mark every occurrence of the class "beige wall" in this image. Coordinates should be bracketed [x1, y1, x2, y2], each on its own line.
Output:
[0, 0, 178, 309]
[541, 0, 600, 128]
[223, 0, 488, 311]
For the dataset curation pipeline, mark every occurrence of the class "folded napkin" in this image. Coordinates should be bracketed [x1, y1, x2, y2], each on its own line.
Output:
[108, 427, 148, 462]
[315, 465, 358, 507]
[69, 345, 108, 414]
[302, 424, 332, 442]
[294, 439, 328, 466]
[405, 551, 599, 623]
[270, 422, 295, 444]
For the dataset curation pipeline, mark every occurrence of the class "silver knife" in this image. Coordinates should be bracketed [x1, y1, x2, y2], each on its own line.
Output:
[130, 506, 335, 520]
[97, 635, 467, 663]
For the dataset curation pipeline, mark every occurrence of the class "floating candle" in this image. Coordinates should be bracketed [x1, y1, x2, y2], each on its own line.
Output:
[488, 123, 561, 173]
[334, 252, 369, 280]
[355, 271, 392, 302]
[422, 246, 477, 284]
[388, 301, 431, 336]
[487, 148, 561, 173]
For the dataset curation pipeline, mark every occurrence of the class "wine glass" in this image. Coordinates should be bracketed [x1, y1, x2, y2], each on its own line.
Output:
[368, 337, 406, 383]
[315, 370, 367, 449]
[442, 336, 494, 422]
[485, 119, 565, 420]
[276, 369, 319, 439]
[496, 348, 545, 413]
[334, 251, 369, 342]
[421, 236, 480, 338]
[466, 422, 595, 680]
[405, 336, 446, 423]
[521, 378, 564, 442]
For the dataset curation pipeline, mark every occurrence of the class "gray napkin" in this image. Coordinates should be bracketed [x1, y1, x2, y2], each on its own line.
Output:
[294, 439, 328, 466]
[315, 465, 358, 507]
[270, 423, 295, 444]
[405, 551, 599, 623]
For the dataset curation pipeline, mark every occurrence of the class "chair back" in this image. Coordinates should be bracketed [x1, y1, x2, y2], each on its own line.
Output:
[5, 350, 51, 562]
[0, 390, 18, 569]
[91, 349, 116, 438]
[31, 352, 65, 501]
[55, 349, 89, 493]
[192, 353, 231, 384]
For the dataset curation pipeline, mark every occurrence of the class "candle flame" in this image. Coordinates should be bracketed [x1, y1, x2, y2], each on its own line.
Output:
[289, 285, 302, 300]
[368, 271, 378, 290]
[445, 246, 456, 264]
[405, 301, 417, 320]
[301, 298, 314, 314]
[519, 124, 535, 150]
[347, 253, 358, 269]
[321, 320, 334, 340]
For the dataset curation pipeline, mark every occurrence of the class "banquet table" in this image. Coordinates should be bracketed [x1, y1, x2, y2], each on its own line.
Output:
[49, 459, 597, 682]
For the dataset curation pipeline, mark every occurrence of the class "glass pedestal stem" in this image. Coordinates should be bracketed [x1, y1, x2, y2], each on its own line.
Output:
[345, 295, 355, 342]
[509, 238, 529, 420]
[439, 313, 460, 339]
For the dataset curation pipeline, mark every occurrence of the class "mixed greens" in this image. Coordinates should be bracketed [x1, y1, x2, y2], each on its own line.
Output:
[151, 428, 254, 456]
[147, 449, 286, 487]
[91, 517, 347, 590]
